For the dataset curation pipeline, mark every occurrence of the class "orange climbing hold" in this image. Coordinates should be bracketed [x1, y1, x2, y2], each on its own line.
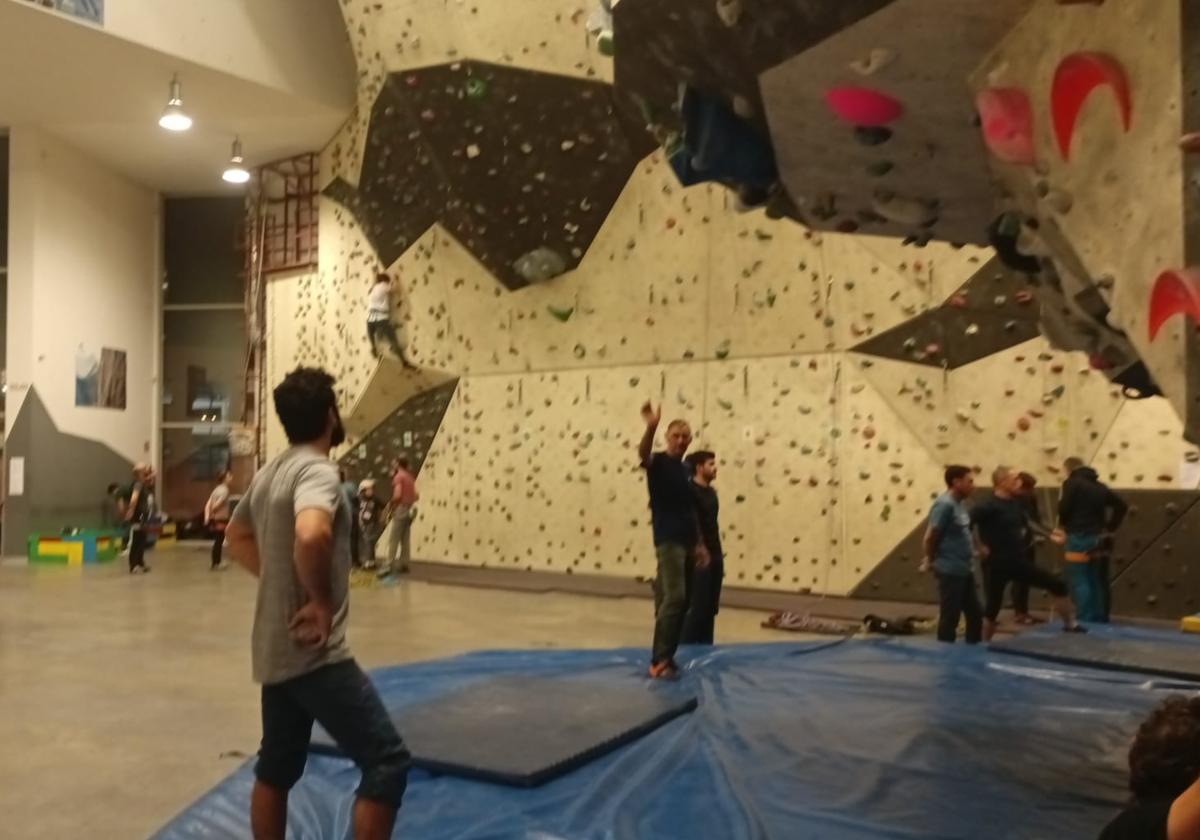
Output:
[1051, 52, 1132, 161]
[1148, 268, 1200, 340]
[824, 87, 904, 127]
[976, 88, 1035, 166]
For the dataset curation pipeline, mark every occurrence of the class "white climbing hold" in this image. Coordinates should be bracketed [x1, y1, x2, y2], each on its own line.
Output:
[965, 323, 979, 336]
[561, 140, 576, 152]
[466, 144, 481, 159]
[715, 0, 742, 27]
[849, 47, 896, 77]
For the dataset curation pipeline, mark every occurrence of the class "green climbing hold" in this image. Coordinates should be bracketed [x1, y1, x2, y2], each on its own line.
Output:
[715, 340, 732, 360]
[717, 399, 734, 411]
[766, 290, 777, 307]
[547, 304, 574, 322]
[573, 344, 586, 359]
[464, 78, 489, 101]
[881, 504, 891, 522]
[866, 161, 894, 177]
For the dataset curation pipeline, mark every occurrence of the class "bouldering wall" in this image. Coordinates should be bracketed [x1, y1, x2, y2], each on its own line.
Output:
[258, 0, 1200, 605]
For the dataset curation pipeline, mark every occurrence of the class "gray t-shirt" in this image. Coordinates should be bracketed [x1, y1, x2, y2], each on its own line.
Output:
[230, 446, 353, 685]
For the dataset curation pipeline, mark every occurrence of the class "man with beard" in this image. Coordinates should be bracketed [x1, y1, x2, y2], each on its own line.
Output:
[224, 367, 410, 839]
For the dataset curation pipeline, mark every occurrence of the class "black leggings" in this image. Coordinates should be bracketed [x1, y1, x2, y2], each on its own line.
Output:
[984, 559, 1067, 621]
[936, 572, 982, 644]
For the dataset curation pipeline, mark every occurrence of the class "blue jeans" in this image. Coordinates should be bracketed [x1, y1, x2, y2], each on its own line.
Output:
[1066, 563, 1102, 622]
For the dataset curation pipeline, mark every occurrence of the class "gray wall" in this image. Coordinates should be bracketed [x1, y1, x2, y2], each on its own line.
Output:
[3, 387, 133, 555]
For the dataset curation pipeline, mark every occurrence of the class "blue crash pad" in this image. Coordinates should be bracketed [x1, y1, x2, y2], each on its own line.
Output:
[310, 673, 698, 787]
[991, 622, 1200, 681]
[152, 638, 1185, 840]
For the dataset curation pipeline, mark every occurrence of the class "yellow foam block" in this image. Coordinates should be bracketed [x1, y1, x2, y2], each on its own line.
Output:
[40, 541, 84, 566]
[1181, 615, 1200, 634]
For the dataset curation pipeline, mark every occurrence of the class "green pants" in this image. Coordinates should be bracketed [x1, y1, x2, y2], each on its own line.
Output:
[652, 543, 694, 665]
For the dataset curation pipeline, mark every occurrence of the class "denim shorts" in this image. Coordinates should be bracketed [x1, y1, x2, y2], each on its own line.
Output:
[256, 659, 410, 807]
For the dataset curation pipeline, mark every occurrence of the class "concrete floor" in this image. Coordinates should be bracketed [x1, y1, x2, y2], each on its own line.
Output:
[0, 545, 782, 840]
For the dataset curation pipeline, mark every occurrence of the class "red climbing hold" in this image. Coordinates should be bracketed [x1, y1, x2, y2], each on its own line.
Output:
[825, 87, 904, 127]
[976, 88, 1035, 166]
[1051, 52, 1132, 161]
[1148, 268, 1200, 340]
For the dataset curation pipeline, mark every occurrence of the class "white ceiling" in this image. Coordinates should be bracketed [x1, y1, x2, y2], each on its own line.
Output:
[0, 0, 355, 195]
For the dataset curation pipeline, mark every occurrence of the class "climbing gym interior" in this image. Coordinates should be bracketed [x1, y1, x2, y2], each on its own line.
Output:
[3, 0, 1200, 838]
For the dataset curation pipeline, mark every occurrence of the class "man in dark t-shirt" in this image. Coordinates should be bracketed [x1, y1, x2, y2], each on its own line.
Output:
[638, 401, 708, 679]
[682, 450, 723, 645]
[1100, 695, 1200, 840]
[972, 466, 1081, 640]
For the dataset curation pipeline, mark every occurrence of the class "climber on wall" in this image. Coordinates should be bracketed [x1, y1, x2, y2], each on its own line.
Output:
[367, 272, 417, 369]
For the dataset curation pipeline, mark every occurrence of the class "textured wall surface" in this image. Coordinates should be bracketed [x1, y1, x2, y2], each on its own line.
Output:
[259, 0, 1200, 603]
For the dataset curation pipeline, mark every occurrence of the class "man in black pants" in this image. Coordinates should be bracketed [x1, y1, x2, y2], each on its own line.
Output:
[974, 466, 1084, 640]
[638, 401, 708, 679]
[225, 368, 409, 839]
[682, 450, 723, 645]
[125, 464, 152, 574]
[1060, 457, 1128, 622]
[921, 465, 982, 644]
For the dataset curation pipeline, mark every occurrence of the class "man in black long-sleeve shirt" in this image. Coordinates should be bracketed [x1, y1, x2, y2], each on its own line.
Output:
[682, 450, 723, 645]
[1059, 457, 1128, 622]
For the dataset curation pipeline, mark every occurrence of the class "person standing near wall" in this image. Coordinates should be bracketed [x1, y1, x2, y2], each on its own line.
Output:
[125, 464, 152, 574]
[1059, 456, 1128, 623]
[204, 470, 235, 571]
[638, 402, 708, 679]
[223, 367, 409, 840]
[1011, 471, 1052, 624]
[920, 465, 981, 644]
[366, 273, 417, 369]
[972, 466, 1083, 640]
[358, 480, 384, 572]
[339, 469, 361, 568]
[381, 457, 418, 578]
[681, 450, 723, 645]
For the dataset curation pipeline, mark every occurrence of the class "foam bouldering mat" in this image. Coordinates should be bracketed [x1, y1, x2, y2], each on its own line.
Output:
[310, 673, 698, 787]
[990, 623, 1200, 682]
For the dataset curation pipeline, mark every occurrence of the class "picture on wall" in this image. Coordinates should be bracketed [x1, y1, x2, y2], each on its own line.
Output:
[75, 346, 126, 409]
[22, 0, 103, 25]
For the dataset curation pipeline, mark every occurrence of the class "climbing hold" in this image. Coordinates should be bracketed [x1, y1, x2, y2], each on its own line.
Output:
[573, 344, 586, 359]
[717, 398, 733, 411]
[976, 88, 1036, 166]
[965, 323, 980, 336]
[513, 248, 568, 283]
[854, 126, 893, 147]
[1015, 290, 1035, 305]
[715, 0, 742, 27]
[715, 340, 732, 360]
[1051, 52, 1132, 161]
[948, 294, 968, 309]
[1017, 416, 1032, 431]
[825, 87, 904, 127]
[466, 144, 481, 159]
[1043, 189, 1074, 214]
[547, 305, 575, 322]
[849, 48, 896, 77]
[464, 78, 489, 101]
[866, 161, 894, 177]
[873, 192, 937, 227]
[1149, 268, 1200, 340]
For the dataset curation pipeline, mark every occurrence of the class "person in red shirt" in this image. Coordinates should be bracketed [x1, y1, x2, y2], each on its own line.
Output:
[381, 457, 419, 577]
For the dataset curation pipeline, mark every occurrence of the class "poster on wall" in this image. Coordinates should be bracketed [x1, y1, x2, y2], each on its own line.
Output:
[22, 0, 103, 25]
[75, 346, 127, 410]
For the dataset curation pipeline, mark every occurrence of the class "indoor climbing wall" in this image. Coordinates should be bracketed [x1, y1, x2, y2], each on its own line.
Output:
[255, 0, 1200, 610]
[970, 0, 1200, 441]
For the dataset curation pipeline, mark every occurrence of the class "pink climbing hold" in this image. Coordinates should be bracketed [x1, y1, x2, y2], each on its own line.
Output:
[1051, 52, 1132, 161]
[1148, 268, 1200, 340]
[976, 88, 1035, 166]
[824, 87, 904, 127]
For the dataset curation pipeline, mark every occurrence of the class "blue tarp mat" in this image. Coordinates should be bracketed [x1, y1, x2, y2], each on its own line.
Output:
[991, 622, 1200, 681]
[309, 673, 699, 787]
[152, 638, 1187, 840]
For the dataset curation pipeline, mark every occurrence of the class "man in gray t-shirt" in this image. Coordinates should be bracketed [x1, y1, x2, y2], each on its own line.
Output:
[225, 367, 409, 839]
